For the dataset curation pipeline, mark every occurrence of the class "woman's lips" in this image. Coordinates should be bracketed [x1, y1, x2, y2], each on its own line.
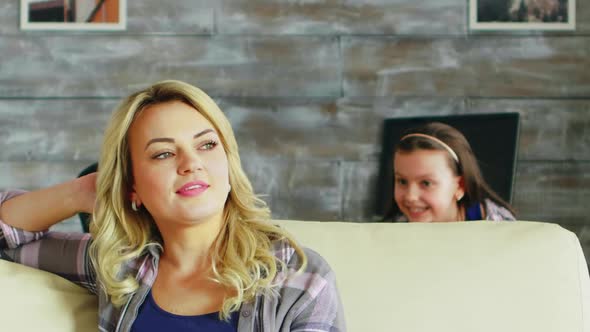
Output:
[176, 181, 210, 197]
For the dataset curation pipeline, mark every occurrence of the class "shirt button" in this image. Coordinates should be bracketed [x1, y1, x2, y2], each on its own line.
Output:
[242, 310, 251, 317]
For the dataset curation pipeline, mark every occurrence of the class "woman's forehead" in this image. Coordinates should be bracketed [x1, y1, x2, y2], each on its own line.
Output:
[128, 101, 218, 144]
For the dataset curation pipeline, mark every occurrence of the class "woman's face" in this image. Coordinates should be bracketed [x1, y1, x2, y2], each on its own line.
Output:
[127, 100, 230, 228]
[393, 149, 464, 222]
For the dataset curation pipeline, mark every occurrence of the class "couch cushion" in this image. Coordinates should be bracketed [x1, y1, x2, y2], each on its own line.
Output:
[0, 259, 97, 331]
[276, 220, 590, 332]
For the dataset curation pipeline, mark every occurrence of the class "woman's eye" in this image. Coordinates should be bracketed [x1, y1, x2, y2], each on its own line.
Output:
[422, 180, 431, 187]
[395, 178, 407, 185]
[153, 152, 173, 160]
[200, 140, 218, 150]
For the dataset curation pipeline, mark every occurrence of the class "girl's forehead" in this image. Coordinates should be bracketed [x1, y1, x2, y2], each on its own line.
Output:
[394, 150, 454, 175]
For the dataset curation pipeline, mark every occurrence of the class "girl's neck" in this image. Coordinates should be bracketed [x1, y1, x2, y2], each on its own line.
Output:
[456, 204, 465, 221]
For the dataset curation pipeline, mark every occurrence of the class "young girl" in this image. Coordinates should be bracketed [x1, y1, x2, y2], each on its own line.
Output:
[392, 122, 516, 222]
[0, 80, 345, 331]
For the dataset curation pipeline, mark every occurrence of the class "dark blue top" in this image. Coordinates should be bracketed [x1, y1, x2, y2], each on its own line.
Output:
[465, 203, 483, 221]
[131, 290, 239, 332]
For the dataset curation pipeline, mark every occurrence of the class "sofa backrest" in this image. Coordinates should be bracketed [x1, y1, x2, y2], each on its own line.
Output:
[0, 221, 588, 332]
[276, 220, 590, 332]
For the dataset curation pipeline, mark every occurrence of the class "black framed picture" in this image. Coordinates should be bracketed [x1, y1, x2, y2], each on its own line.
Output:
[21, 0, 126, 31]
[470, 0, 575, 31]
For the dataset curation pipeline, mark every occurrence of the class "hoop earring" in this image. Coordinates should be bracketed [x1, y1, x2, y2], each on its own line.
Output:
[131, 201, 138, 212]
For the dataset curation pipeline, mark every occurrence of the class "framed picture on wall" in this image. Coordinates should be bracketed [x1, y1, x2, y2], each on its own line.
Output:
[470, 0, 575, 31]
[21, 0, 126, 31]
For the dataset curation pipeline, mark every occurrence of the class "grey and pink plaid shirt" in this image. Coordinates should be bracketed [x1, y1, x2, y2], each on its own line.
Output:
[0, 190, 346, 332]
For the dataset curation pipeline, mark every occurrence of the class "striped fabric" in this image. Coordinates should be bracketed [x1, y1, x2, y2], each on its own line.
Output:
[482, 199, 516, 221]
[0, 190, 346, 332]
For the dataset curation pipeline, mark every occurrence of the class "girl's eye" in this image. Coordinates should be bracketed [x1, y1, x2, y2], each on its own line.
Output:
[153, 152, 173, 160]
[200, 140, 218, 150]
[395, 178, 407, 185]
[421, 180, 431, 187]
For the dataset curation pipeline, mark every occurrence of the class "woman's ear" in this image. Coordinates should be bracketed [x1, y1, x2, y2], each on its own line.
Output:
[129, 191, 142, 208]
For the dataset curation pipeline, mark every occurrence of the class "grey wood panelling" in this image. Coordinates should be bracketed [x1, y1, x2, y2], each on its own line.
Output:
[0, 36, 340, 98]
[513, 161, 590, 225]
[223, 98, 382, 161]
[341, 160, 380, 221]
[579, 0, 590, 33]
[224, 96, 470, 161]
[343, 36, 590, 97]
[0, 99, 115, 161]
[0, 161, 92, 190]
[0, 1, 18, 35]
[2, 97, 588, 163]
[126, 1, 213, 34]
[241, 157, 343, 221]
[0, 97, 468, 162]
[217, 0, 465, 35]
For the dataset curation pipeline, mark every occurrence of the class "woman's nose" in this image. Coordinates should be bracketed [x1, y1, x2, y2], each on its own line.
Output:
[178, 151, 203, 174]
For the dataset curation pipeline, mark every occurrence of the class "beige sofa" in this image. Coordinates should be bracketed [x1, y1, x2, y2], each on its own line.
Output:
[1, 220, 589, 332]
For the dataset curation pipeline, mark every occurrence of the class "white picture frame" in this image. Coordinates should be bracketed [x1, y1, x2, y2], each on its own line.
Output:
[20, 0, 126, 31]
[470, 0, 575, 31]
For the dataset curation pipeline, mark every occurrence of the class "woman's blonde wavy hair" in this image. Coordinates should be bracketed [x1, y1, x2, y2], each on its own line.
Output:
[89, 80, 307, 319]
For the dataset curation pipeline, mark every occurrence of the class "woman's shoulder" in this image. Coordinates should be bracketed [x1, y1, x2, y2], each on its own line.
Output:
[271, 238, 335, 279]
[483, 199, 516, 221]
[267, 241, 345, 330]
[269, 239, 338, 311]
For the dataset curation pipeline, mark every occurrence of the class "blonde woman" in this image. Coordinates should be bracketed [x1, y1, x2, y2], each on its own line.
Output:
[0, 80, 345, 331]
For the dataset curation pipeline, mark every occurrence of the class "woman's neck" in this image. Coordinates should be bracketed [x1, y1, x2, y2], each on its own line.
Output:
[158, 217, 224, 274]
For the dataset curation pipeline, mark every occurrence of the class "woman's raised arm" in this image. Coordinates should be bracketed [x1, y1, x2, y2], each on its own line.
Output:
[0, 173, 96, 232]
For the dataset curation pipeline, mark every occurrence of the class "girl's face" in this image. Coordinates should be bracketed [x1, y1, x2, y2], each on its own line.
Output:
[393, 149, 464, 222]
[127, 100, 230, 229]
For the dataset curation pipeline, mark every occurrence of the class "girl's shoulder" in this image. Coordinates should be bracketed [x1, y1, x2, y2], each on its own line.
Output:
[483, 199, 516, 221]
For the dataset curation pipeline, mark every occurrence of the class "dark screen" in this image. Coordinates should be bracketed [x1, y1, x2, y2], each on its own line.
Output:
[375, 113, 520, 219]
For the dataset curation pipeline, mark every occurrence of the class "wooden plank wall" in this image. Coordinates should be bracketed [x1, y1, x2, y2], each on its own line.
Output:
[0, 1, 588, 265]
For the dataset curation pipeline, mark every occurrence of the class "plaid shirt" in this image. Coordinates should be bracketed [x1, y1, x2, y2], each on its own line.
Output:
[0, 190, 346, 332]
